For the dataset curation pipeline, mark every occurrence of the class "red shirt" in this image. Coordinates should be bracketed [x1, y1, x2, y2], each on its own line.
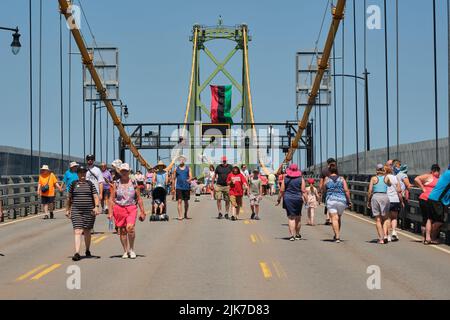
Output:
[227, 173, 248, 196]
[260, 175, 268, 186]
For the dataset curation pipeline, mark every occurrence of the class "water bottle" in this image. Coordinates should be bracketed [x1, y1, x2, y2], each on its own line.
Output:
[108, 218, 114, 231]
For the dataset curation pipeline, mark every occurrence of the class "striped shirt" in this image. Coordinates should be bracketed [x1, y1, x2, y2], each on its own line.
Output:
[69, 180, 97, 210]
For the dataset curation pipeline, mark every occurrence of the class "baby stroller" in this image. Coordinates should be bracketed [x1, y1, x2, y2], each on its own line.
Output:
[150, 184, 169, 221]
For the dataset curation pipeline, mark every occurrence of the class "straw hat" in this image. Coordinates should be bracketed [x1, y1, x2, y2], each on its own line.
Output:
[155, 160, 166, 169]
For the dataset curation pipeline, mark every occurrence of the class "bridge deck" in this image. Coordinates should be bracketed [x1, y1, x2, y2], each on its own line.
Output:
[0, 197, 449, 300]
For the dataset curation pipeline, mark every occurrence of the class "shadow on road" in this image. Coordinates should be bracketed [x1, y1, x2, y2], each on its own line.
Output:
[109, 255, 146, 259]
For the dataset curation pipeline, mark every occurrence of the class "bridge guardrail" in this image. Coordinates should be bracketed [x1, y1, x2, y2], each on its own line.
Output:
[0, 175, 66, 222]
[309, 174, 449, 245]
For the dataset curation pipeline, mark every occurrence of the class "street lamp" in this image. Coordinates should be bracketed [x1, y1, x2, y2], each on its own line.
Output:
[123, 105, 129, 119]
[0, 26, 21, 55]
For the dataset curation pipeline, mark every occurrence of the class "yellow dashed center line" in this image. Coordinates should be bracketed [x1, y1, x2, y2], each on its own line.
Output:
[30, 264, 62, 280]
[272, 261, 287, 279]
[16, 264, 48, 281]
[259, 262, 272, 279]
[250, 234, 257, 243]
[92, 235, 108, 244]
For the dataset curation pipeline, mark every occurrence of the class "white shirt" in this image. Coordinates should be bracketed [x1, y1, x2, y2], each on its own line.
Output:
[386, 174, 400, 203]
[86, 166, 105, 194]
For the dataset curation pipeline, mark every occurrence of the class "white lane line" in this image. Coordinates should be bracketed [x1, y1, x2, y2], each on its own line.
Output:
[0, 209, 65, 228]
[344, 209, 450, 256]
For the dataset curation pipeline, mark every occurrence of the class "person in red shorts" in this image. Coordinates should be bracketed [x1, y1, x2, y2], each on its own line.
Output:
[226, 166, 248, 221]
[108, 163, 146, 259]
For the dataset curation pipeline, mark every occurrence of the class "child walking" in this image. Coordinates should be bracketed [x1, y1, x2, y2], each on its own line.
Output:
[305, 178, 319, 226]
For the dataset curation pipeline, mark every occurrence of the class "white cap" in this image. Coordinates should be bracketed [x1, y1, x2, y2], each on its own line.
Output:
[120, 163, 130, 172]
[40, 165, 50, 171]
[111, 159, 123, 170]
[69, 162, 79, 168]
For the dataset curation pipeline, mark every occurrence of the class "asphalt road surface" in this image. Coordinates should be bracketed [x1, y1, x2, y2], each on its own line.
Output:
[1, 196, 450, 300]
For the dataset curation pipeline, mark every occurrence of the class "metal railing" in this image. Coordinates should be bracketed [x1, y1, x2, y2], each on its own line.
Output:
[311, 174, 450, 244]
[0, 175, 66, 222]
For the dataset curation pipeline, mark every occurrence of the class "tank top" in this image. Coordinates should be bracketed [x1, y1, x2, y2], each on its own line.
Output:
[175, 166, 190, 190]
[114, 180, 137, 206]
[373, 175, 388, 193]
[325, 176, 346, 203]
[419, 175, 439, 201]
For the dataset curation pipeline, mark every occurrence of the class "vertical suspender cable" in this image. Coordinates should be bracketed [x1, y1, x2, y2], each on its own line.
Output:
[38, 0, 42, 168]
[333, 28, 338, 160]
[396, 0, 400, 158]
[319, 94, 323, 171]
[364, 0, 367, 173]
[341, 16, 345, 162]
[384, 0, 390, 160]
[59, 14, 64, 173]
[100, 101, 103, 163]
[68, 28, 72, 160]
[106, 108, 109, 165]
[353, 0, 359, 174]
[29, 0, 33, 174]
[433, 0, 439, 164]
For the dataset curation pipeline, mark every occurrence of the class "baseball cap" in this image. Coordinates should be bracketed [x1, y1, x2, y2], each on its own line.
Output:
[376, 164, 384, 171]
[221, 156, 227, 162]
[86, 154, 95, 161]
[120, 163, 130, 172]
[69, 162, 79, 168]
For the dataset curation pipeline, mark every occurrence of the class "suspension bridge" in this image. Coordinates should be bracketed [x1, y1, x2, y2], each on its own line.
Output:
[0, 0, 450, 301]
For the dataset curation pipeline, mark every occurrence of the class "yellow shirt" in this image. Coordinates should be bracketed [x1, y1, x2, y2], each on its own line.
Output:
[39, 173, 58, 197]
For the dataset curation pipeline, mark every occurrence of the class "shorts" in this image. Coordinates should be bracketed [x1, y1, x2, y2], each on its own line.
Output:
[102, 189, 111, 199]
[389, 202, 401, 212]
[113, 204, 137, 227]
[326, 200, 346, 216]
[371, 193, 390, 217]
[249, 194, 261, 206]
[230, 195, 243, 208]
[214, 185, 230, 201]
[426, 200, 447, 223]
[41, 196, 55, 205]
[176, 189, 190, 201]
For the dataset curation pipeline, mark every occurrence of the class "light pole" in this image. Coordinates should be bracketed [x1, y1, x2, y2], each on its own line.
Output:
[0, 26, 21, 55]
[332, 71, 370, 173]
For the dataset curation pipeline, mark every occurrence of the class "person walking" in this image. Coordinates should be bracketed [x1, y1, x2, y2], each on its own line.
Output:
[173, 155, 192, 220]
[85, 154, 105, 202]
[268, 172, 276, 196]
[62, 162, 79, 193]
[393, 160, 413, 201]
[305, 178, 319, 226]
[206, 164, 215, 200]
[248, 169, 263, 220]
[385, 165, 404, 242]
[276, 164, 306, 241]
[415, 164, 442, 245]
[367, 164, 392, 244]
[227, 166, 248, 221]
[108, 163, 146, 259]
[66, 166, 100, 261]
[213, 156, 233, 219]
[322, 165, 351, 242]
[100, 163, 112, 215]
[319, 158, 337, 226]
[38, 165, 62, 220]
[145, 169, 154, 198]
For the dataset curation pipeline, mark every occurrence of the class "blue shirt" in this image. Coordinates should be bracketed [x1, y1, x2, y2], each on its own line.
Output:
[428, 170, 450, 205]
[325, 176, 347, 204]
[63, 169, 79, 192]
[175, 166, 191, 191]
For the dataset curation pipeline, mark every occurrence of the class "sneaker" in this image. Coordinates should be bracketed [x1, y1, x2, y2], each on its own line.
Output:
[254, 216, 260, 221]
[122, 252, 129, 259]
[49, 212, 54, 219]
[325, 219, 331, 225]
[231, 216, 237, 221]
[289, 236, 296, 241]
[383, 238, 389, 244]
[85, 250, 92, 258]
[224, 214, 229, 220]
[391, 234, 399, 242]
[335, 239, 341, 243]
[295, 234, 302, 240]
[104, 208, 109, 215]
[387, 235, 392, 242]
[72, 253, 81, 261]
[129, 251, 137, 259]
[218, 213, 223, 219]
[251, 213, 256, 220]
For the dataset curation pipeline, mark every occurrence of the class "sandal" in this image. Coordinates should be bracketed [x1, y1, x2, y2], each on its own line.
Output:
[423, 240, 431, 245]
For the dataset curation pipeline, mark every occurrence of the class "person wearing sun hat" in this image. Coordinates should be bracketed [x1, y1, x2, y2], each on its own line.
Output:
[38, 165, 62, 220]
[63, 162, 79, 193]
[153, 160, 169, 188]
[109, 163, 146, 259]
[276, 163, 306, 241]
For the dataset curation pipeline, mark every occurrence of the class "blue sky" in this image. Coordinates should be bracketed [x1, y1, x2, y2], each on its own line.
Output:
[0, 0, 448, 168]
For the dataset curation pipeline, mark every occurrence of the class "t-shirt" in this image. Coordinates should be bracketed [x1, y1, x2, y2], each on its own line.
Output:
[386, 174, 400, 203]
[268, 173, 276, 184]
[428, 170, 450, 206]
[86, 166, 105, 194]
[39, 173, 58, 197]
[396, 172, 408, 194]
[101, 170, 112, 190]
[249, 178, 261, 195]
[215, 164, 233, 186]
[63, 169, 78, 192]
[227, 173, 248, 196]
[69, 180, 96, 210]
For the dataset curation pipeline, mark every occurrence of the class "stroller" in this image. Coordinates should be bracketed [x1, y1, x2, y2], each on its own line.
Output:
[150, 184, 169, 221]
